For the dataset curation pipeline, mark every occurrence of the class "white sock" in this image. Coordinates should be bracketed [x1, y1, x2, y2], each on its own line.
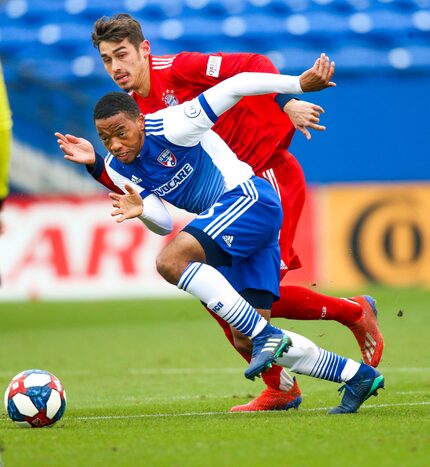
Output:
[340, 359, 361, 382]
[279, 369, 295, 392]
[178, 262, 267, 338]
[275, 330, 360, 383]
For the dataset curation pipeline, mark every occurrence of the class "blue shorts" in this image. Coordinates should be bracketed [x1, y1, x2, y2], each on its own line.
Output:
[186, 176, 282, 299]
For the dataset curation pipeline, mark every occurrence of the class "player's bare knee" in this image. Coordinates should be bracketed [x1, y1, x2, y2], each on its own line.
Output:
[156, 249, 178, 284]
[157, 231, 206, 284]
[156, 248, 190, 284]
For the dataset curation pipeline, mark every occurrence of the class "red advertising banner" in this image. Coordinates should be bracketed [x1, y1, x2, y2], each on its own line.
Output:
[0, 191, 319, 301]
[0, 195, 193, 300]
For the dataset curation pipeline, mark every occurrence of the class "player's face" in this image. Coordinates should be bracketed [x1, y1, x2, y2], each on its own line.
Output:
[96, 112, 145, 164]
[99, 39, 150, 93]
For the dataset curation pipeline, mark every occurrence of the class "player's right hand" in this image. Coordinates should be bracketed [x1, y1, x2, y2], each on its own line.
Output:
[283, 99, 326, 140]
[299, 53, 336, 93]
[109, 183, 143, 223]
[55, 132, 96, 165]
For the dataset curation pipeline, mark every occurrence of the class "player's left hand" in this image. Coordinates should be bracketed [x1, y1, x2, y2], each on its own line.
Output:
[299, 53, 336, 92]
[55, 132, 96, 165]
[109, 183, 143, 223]
[283, 99, 326, 140]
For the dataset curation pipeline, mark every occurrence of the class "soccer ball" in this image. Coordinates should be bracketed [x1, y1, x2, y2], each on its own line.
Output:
[4, 369, 66, 427]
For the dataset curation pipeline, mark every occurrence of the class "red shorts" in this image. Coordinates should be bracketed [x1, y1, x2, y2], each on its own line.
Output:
[257, 150, 306, 279]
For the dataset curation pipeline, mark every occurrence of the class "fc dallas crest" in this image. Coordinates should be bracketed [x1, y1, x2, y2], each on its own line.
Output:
[157, 149, 177, 167]
[162, 89, 179, 107]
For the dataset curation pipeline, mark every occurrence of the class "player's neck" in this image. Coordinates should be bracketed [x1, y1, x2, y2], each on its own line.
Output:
[134, 80, 150, 97]
[134, 60, 151, 97]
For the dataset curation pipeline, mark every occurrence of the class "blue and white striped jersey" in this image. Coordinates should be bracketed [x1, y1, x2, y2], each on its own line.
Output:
[104, 94, 253, 214]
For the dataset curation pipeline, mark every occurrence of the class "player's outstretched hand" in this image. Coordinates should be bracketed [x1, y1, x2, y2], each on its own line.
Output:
[283, 99, 326, 140]
[299, 53, 336, 93]
[55, 132, 96, 165]
[109, 183, 143, 223]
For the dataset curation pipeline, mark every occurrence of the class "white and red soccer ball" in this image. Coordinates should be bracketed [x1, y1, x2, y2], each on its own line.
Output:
[4, 369, 66, 427]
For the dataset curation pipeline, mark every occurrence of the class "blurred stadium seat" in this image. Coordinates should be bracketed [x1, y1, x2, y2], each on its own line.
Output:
[0, 0, 429, 193]
[2, 0, 429, 73]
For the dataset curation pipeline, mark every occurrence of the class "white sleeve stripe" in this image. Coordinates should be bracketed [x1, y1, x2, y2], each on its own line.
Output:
[153, 64, 173, 70]
[152, 60, 174, 64]
[152, 57, 175, 63]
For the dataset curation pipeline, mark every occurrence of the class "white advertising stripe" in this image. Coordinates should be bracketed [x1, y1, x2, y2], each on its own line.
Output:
[0, 196, 193, 301]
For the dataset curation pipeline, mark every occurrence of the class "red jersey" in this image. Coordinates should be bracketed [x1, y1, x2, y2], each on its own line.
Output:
[132, 52, 296, 175]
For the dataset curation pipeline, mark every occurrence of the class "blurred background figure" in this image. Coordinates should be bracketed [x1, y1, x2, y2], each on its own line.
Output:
[0, 59, 12, 235]
[0, 0, 429, 299]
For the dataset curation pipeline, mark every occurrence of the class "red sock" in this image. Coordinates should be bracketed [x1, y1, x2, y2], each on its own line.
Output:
[272, 285, 363, 327]
[207, 308, 284, 390]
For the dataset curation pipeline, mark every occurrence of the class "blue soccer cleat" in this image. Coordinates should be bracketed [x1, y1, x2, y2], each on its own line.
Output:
[245, 325, 292, 381]
[328, 363, 385, 414]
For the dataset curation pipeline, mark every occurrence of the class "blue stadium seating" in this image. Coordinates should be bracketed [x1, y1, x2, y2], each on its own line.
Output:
[1, 0, 429, 76]
[0, 0, 429, 188]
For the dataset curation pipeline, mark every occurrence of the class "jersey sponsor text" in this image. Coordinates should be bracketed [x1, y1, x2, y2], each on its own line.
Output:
[153, 163, 194, 196]
[206, 56, 222, 78]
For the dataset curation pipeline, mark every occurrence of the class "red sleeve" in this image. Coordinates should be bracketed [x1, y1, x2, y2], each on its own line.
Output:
[86, 152, 122, 194]
[171, 52, 280, 95]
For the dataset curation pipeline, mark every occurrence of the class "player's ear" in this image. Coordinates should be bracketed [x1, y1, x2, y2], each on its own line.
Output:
[140, 40, 150, 58]
[137, 113, 145, 131]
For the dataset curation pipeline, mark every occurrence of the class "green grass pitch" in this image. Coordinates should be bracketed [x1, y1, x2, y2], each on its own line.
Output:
[0, 287, 429, 466]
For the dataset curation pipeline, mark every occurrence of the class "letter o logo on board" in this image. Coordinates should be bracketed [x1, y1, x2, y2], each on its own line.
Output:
[350, 197, 428, 286]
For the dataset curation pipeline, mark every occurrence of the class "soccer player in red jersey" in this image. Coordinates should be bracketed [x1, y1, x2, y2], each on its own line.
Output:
[86, 14, 383, 412]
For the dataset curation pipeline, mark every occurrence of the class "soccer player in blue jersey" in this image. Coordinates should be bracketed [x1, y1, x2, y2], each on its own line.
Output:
[56, 57, 385, 413]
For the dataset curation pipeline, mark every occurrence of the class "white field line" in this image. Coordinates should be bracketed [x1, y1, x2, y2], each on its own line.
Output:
[1, 399, 428, 424]
[122, 389, 426, 402]
[73, 401, 430, 421]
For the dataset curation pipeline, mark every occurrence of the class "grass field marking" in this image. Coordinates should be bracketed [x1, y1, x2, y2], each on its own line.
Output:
[1, 401, 429, 425]
[70, 401, 430, 421]
[121, 389, 426, 402]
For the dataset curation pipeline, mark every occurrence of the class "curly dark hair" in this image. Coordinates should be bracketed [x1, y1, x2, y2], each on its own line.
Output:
[93, 92, 140, 121]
